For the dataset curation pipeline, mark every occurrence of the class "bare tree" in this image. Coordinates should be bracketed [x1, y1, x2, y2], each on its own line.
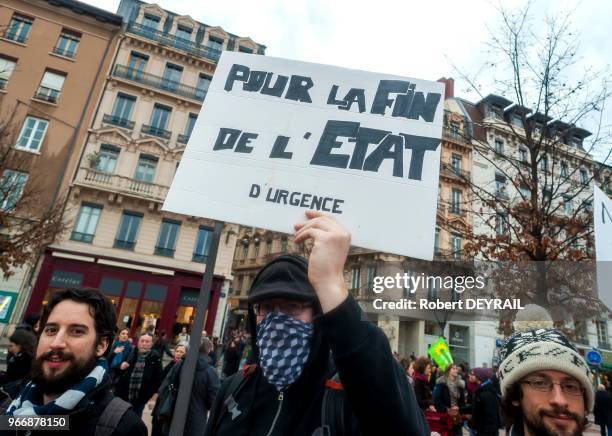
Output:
[0, 109, 68, 279]
[444, 1, 612, 333]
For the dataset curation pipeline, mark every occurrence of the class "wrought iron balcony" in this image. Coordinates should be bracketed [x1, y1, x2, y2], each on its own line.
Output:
[155, 246, 175, 257]
[34, 86, 59, 103]
[126, 22, 221, 62]
[114, 239, 136, 250]
[52, 46, 76, 58]
[0, 79, 6, 90]
[177, 134, 190, 144]
[5, 31, 27, 44]
[102, 114, 135, 130]
[192, 253, 209, 263]
[141, 124, 171, 140]
[71, 232, 94, 243]
[112, 65, 205, 102]
[441, 163, 471, 180]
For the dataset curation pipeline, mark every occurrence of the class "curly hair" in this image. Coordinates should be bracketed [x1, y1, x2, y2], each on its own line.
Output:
[414, 356, 430, 374]
[39, 288, 117, 357]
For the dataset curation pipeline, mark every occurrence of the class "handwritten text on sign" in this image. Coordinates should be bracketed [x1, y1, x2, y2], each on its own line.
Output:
[163, 53, 444, 260]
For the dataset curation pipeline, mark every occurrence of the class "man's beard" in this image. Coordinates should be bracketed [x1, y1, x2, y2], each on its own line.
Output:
[30, 349, 98, 395]
[523, 406, 586, 436]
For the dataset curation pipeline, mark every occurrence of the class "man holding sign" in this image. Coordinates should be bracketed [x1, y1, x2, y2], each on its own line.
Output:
[204, 211, 428, 436]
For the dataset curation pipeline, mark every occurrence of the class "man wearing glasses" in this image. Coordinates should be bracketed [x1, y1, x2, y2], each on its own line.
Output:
[205, 210, 428, 436]
[498, 305, 594, 436]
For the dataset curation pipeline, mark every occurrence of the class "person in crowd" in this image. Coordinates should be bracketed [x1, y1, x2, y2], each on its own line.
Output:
[2, 329, 36, 386]
[222, 337, 242, 378]
[162, 342, 188, 381]
[469, 367, 500, 436]
[153, 331, 174, 360]
[595, 384, 612, 436]
[209, 337, 219, 367]
[407, 361, 415, 385]
[499, 304, 593, 436]
[177, 326, 190, 344]
[434, 363, 466, 436]
[15, 314, 40, 334]
[116, 332, 163, 417]
[0, 288, 146, 434]
[107, 328, 133, 384]
[413, 356, 436, 411]
[204, 211, 428, 435]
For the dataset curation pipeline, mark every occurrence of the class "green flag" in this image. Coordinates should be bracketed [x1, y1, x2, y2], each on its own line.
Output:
[428, 337, 454, 370]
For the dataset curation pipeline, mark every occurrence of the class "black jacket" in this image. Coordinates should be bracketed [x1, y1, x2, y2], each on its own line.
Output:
[471, 381, 500, 436]
[183, 355, 221, 436]
[205, 295, 429, 436]
[4, 353, 32, 385]
[0, 376, 146, 436]
[115, 350, 163, 407]
[594, 390, 612, 426]
[414, 376, 434, 411]
[434, 377, 466, 413]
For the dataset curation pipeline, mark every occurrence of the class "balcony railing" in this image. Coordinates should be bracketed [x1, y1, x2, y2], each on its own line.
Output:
[441, 163, 471, 180]
[0, 79, 6, 90]
[5, 31, 27, 44]
[126, 22, 222, 62]
[177, 134, 190, 144]
[495, 190, 510, 201]
[34, 86, 60, 103]
[114, 239, 135, 250]
[155, 246, 175, 257]
[77, 168, 169, 203]
[102, 114, 135, 130]
[141, 124, 171, 140]
[71, 232, 94, 243]
[599, 341, 611, 350]
[192, 253, 209, 263]
[112, 65, 206, 102]
[443, 129, 467, 142]
[447, 205, 468, 216]
[52, 46, 76, 58]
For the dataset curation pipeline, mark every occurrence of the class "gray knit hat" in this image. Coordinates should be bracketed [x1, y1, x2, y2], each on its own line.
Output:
[498, 305, 594, 410]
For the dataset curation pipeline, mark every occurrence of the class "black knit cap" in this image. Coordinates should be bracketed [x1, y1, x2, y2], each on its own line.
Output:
[247, 254, 317, 304]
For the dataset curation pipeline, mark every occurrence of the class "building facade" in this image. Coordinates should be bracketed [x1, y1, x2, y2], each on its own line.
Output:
[0, 0, 122, 332]
[25, 0, 266, 339]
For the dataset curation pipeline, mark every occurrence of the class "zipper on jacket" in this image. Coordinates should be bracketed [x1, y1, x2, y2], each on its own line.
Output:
[265, 391, 285, 436]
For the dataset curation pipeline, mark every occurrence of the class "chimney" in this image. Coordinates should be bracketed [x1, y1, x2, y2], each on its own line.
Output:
[437, 77, 454, 100]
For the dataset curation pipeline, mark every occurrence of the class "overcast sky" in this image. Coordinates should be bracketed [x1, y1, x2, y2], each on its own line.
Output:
[86, 0, 611, 162]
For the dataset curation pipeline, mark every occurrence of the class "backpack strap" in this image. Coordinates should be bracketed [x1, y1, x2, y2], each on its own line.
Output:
[312, 373, 345, 436]
[211, 364, 257, 432]
[95, 397, 132, 436]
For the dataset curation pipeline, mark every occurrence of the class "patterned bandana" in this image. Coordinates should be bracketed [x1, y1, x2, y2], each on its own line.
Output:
[7, 359, 108, 416]
[256, 311, 314, 391]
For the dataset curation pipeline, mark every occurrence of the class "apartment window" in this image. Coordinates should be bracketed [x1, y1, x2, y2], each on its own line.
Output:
[427, 281, 439, 301]
[71, 203, 102, 242]
[253, 240, 260, 257]
[403, 269, 414, 297]
[150, 104, 171, 131]
[596, 321, 609, 348]
[434, 227, 440, 255]
[185, 113, 197, 137]
[489, 105, 502, 119]
[511, 114, 523, 127]
[580, 168, 589, 185]
[54, 29, 80, 58]
[518, 147, 528, 163]
[571, 137, 583, 149]
[563, 195, 573, 214]
[350, 267, 360, 291]
[0, 170, 27, 211]
[451, 154, 461, 172]
[519, 184, 531, 200]
[196, 74, 211, 100]
[134, 154, 158, 182]
[127, 52, 148, 78]
[162, 63, 183, 92]
[449, 121, 460, 135]
[241, 243, 248, 259]
[280, 237, 287, 252]
[114, 211, 142, 250]
[176, 25, 192, 41]
[265, 240, 272, 256]
[155, 219, 180, 257]
[36, 70, 66, 103]
[16, 116, 48, 152]
[235, 276, 243, 295]
[560, 161, 569, 178]
[192, 226, 213, 262]
[97, 144, 120, 173]
[6, 14, 33, 43]
[451, 233, 462, 260]
[207, 36, 224, 51]
[238, 46, 253, 53]
[540, 156, 548, 172]
[542, 188, 552, 204]
[366, 266, 377, 289]
[111, 93, 136, 124]
[451, 189, 461, 214]
[494, 139, 504, 155]
[0, 56, 16, 89]
[495, 213, 509, 235]
[495, 172, 507, 197]
[142, 13, 160, 30]
[584, 200, 593, 213]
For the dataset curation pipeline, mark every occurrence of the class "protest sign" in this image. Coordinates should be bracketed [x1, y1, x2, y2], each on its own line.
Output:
[594, 186, 612, 311]
[163, 52, 444, 260]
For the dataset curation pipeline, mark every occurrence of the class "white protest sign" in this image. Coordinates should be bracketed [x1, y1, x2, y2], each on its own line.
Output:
[163, 52, 444, 260]
[594, 185, 612, 311]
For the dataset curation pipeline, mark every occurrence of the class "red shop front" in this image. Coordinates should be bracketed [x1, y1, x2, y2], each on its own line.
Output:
[26, 249, 224, 339]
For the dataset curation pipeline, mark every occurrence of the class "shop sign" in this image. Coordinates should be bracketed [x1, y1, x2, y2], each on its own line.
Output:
[50, 270, 83, 288]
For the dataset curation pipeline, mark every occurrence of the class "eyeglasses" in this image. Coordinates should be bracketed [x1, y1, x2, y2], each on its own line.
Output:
[252, 301, 313, 316]
[521, 378, 584, 396]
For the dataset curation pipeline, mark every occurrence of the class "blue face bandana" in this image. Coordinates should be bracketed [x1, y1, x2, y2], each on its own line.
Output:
[256, 311, 314, 391]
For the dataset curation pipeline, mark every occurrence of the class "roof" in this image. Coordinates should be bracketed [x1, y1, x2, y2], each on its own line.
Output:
[475, 94, 512, 109]
[46, 0, 123, 25]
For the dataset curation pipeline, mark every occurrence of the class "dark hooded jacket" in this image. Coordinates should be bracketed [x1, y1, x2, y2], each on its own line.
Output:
[471, 380, 501, 436]
[0, 375, 146, 436]
[205, 255, 429, 436]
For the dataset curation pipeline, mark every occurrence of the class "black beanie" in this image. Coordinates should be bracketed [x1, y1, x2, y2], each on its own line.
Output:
[247, 255, 317, 304]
